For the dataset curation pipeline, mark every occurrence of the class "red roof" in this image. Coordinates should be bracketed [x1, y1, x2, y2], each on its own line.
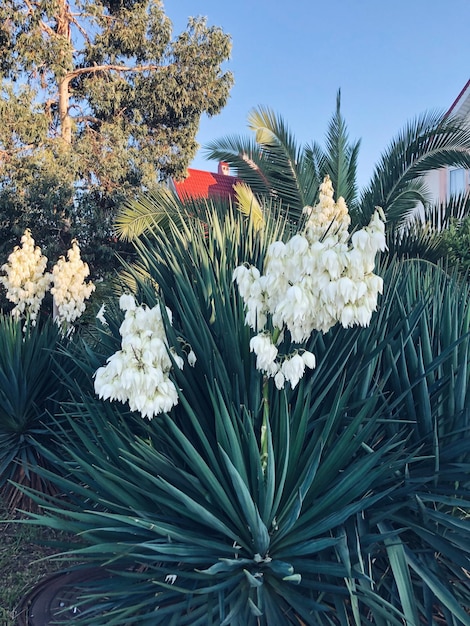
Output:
[173, 165, 239, 201]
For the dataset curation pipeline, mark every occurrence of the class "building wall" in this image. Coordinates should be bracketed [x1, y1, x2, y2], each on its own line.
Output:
[427, 80, 470, 205]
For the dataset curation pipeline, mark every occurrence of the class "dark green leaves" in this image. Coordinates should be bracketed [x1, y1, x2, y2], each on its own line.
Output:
[18, 205, 470, 624]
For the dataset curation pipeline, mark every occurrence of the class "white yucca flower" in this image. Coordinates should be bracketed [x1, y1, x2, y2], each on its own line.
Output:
[233, 177, 386, 388]
[0, 229, 51, 324]
[51, 240, 95, 328]
[94, 296, 182, 420]
[250, 333, 279, 376]
[281, 354, 306, 389]
[187, 350, 197, 367]
[303, 174, 351, 237]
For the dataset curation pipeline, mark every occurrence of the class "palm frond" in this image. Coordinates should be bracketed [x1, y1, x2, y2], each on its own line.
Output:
[385, 190, 470, 263]
[303, 141, 325, 184]
[425, 190, 470, 229]
[323, 90, 361, 211]
[207, 107, 309, 218]
[360, 110, 470, 225]
[245, 106, 310, 218]
[233, 182, 264, 230]
[115, 186, 182, 241]
[204, 134, 273, 197]
[386, 218, 445, 262]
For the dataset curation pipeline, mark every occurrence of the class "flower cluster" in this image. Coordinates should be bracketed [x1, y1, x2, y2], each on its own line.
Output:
[94, 294, 183, 419]
[0, 229, 51, 324]
[249, 332, 317, 389]
[303, 175, 350, 238]
[233, 176, 386, 388]
[51, 240, 95, 326]
[0, 231, 95, 330]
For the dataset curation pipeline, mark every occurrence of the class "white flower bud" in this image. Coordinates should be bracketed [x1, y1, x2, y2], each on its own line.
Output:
[301, 351, 316, 370]
[187, 350, 197, 367]
[274, 371, 285, 390]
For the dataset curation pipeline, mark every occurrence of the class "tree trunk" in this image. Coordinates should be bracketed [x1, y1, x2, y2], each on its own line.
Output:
[56, 0, 72, 144]
[58, 77, 72, 144]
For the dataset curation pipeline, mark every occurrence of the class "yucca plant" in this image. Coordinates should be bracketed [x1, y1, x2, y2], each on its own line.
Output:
[321, 258, 470, 625]
[21, 200, 470, 625]
[0, 315, 73, 511]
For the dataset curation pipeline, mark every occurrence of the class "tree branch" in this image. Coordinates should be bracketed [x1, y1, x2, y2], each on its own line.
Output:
[75, 115, 103, 126]
[69, 13, 91, 44]
[66, 63, 165, 80]
[23, 0, 56, 37]
[0, 143, 43, 159]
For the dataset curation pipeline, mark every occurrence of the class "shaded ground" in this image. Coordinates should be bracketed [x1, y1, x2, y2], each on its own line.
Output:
[0, 506, 74, 626]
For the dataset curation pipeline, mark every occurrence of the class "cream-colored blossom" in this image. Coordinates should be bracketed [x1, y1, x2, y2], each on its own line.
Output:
[233, 176, 386, 387]
[301, 350, 316, 370]
[51, 240, 95, 328]
[187, 350, 197, 367]
[250, 333, 279, 376]
[0, 229, 51, 323]
[274, 371, 285, 390]
[120, 293, 136, 312]
[303, 175, 351, 237]
[281, 354, 306, 389]
[94, 297, 182, 420]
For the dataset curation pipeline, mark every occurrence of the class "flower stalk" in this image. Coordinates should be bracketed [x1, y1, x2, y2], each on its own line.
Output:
[260, 376, 270, 472]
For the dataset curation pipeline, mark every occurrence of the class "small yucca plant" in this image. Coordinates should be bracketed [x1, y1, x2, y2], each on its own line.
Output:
[0, 315, 72, 511]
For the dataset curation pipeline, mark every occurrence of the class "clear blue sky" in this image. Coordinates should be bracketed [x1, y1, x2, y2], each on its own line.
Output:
[165, 0, 469, 189]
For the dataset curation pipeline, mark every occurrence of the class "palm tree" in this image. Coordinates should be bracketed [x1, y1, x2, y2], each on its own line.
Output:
[204, 90, 360, 224]
[358, 111, 470, 224]
[114, 91, 359, 241]
[204, 95, 470, 259]
[386, 189, 470, 262]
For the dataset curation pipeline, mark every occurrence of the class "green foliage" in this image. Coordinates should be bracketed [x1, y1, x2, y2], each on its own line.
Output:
[440, 212, 470, 273]
[0, 0, 233, 275]
[310, 90, 361, 210]
[359, 112, 470, 226]
[0, 316, 74, 511]
[20, 200, 470, 625]
[114, 185, 184, 242]
[387, 191, 470, 264]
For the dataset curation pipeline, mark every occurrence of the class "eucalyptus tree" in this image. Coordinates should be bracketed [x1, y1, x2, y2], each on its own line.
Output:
[0, 0, 232, 273]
